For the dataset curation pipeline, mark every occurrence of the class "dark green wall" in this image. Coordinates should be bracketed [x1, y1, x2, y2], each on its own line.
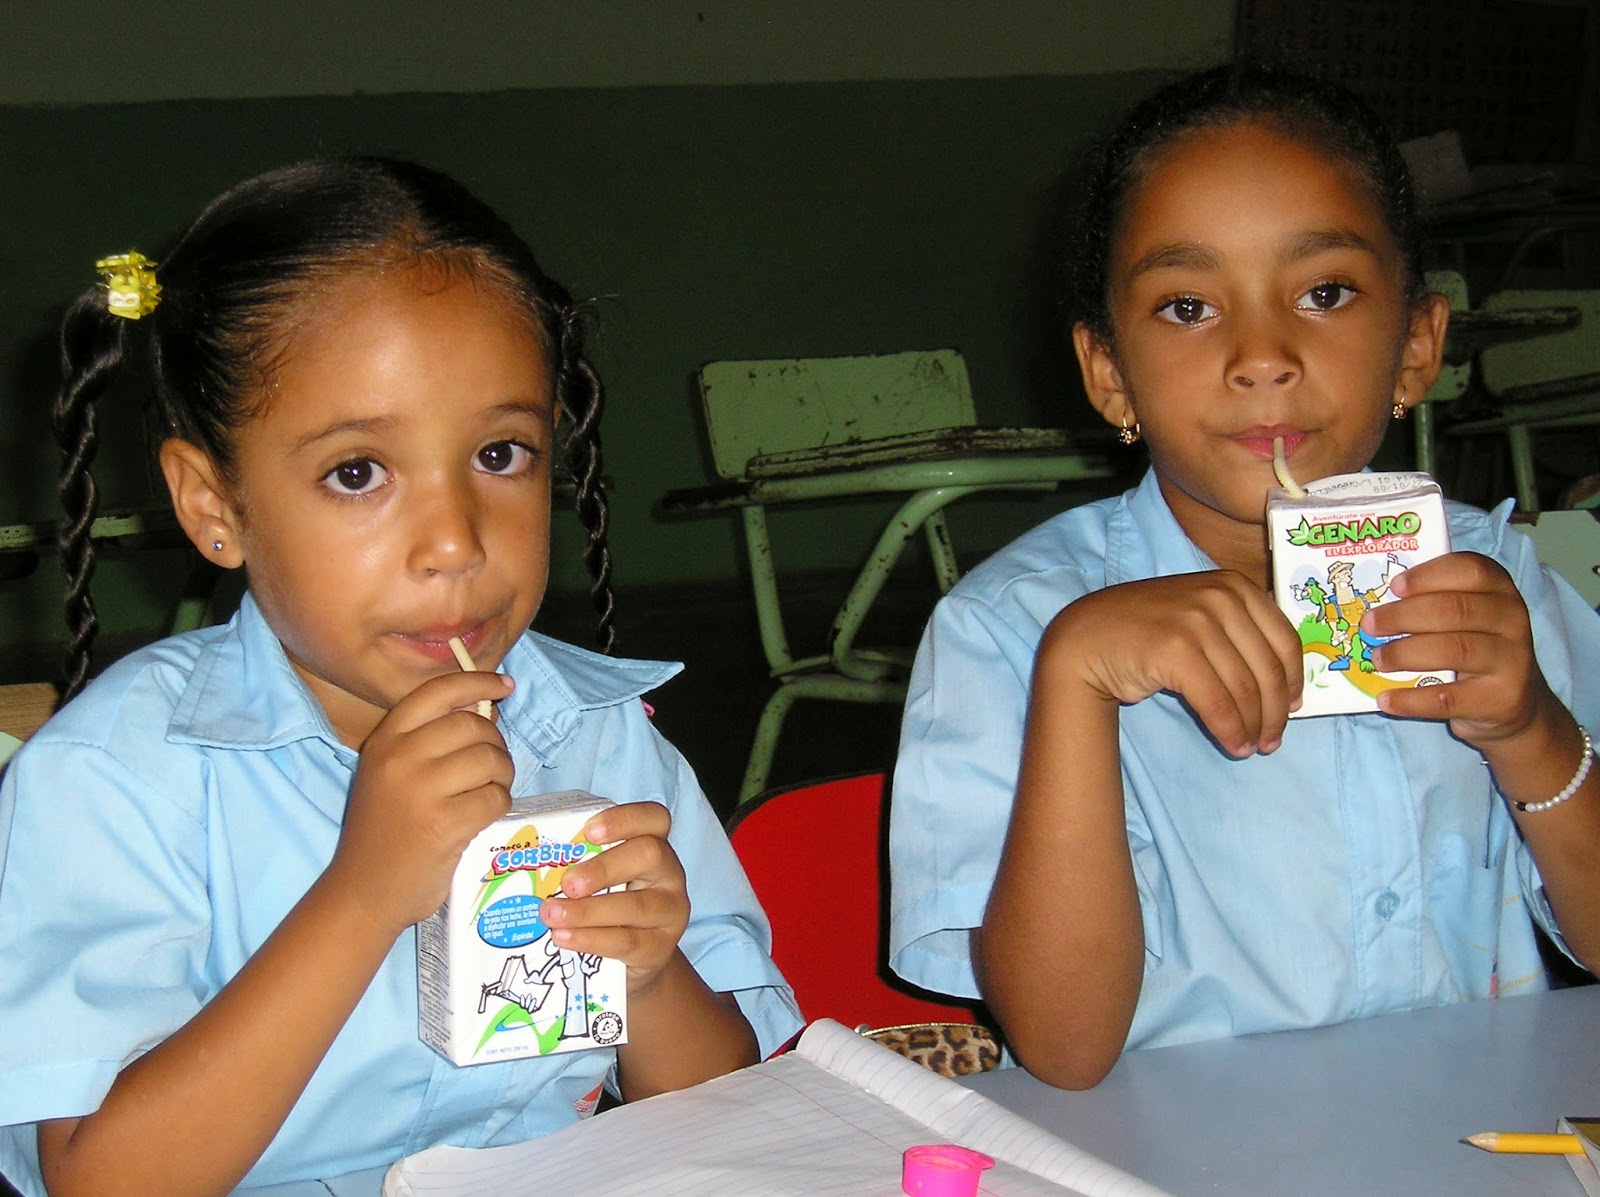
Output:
[0, 72, 1170, 663]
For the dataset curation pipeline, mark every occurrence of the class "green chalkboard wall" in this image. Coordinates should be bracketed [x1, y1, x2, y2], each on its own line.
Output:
[0, 71, 1176, 665]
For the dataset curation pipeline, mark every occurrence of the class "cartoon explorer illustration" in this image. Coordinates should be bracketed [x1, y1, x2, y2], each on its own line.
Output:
[1291, 553, 1403, 673]
[478, 935, 603, 1040]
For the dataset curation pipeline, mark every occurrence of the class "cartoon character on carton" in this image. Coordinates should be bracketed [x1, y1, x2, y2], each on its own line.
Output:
[1291, 553, 1402, 673]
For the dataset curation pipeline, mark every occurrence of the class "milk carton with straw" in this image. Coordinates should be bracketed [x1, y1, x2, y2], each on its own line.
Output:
[1267, 439, 1453, 717]
[416, 789, 627, 1066]
[417, 638, 627, 1064]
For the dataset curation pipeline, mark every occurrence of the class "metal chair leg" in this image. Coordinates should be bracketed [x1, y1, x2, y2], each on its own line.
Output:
[925, 510, 960, 593]
[1414, 402, 1437, 477]
[831, 484, 1050, 682]
[1508, 425, 1539, 512]
[737, 674, 912, 806]
[739, 682, 804, 805]
[742, 505, 796, 675]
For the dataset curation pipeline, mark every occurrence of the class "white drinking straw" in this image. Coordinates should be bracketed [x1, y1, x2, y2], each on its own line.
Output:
[1272, 436, 1307, 499]
[447, 636, 495, 719]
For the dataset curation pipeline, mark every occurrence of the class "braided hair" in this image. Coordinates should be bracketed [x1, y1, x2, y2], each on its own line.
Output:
[52, 157, 616, 698]
[1064, 61, 1428, 347]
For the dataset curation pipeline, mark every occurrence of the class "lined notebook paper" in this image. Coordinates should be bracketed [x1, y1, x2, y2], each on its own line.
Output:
[1560, 1117, 1600, 1196]
[383, 1018, 1170, 1197]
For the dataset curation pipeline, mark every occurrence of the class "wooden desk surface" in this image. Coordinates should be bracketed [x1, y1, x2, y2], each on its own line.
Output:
[0, 682, 57, 743]
[964, 986, 1600, 1195]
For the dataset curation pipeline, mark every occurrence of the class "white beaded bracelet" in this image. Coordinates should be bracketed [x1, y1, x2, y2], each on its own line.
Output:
[1514, 728, 1594, 813]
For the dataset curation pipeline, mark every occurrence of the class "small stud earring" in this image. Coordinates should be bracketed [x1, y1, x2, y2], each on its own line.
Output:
[1117, 415, 1142, 446]
[212, 540, 224, 553]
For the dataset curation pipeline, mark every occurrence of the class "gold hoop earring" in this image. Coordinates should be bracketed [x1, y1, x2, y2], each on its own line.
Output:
[1118, 415, 1142, 445]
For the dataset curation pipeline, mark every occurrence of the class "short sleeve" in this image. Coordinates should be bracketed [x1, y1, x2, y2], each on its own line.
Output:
[648, 725, 803, 1058]
[0, 739, 212, 1127]
[888, 591, 1050, 999]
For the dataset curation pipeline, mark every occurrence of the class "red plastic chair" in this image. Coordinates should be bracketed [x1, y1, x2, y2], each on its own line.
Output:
[727, 771, 980, 1032]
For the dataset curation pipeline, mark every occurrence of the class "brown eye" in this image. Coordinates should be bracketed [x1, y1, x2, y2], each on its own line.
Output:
[1155, 295, 1216, 325]
[1299, 283, 1356, 311]
[324, 458, 386, 496]
[475, 441, 535, 475]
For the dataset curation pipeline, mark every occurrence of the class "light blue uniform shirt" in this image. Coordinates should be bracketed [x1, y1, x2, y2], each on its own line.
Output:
[890, 469, 1600, 1054]
[0, 595, 801, 1195]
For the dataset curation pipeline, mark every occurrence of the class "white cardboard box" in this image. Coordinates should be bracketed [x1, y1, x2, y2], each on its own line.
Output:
[417, 790, 627, 1066]
[1268, 472, 1453, 718]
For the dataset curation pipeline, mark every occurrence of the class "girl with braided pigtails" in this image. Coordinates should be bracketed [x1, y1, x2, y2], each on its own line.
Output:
[0, 157, 799, 1196]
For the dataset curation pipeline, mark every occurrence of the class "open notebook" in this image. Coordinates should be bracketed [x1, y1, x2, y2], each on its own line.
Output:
[383, 1018, 1170, 1196]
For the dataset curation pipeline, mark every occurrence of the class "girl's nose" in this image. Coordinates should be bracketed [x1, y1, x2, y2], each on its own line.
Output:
[1227, 312, 1302, 391]
[407, 478, 487, 578]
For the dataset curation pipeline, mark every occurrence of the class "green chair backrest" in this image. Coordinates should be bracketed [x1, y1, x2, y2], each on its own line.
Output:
[1480, 290, 1600, 395]
[697, 349, 976, 480]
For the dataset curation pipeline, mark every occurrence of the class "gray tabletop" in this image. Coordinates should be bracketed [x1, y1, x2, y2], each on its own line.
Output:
[962, 985, 1600, 1195]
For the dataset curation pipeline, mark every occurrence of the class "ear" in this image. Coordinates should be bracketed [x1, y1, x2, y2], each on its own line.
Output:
[1072, 322, 1135, 430]
[1394, 291, 1451, 414]
[158, 438, 246, 570]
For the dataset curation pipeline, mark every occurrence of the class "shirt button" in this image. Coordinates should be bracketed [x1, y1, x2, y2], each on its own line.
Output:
[1375, 889, 1400, 921]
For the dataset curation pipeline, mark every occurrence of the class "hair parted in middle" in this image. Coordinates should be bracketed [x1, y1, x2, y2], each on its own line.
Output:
[54, 157, 616, 697]
[1062, 60, 1429, 347]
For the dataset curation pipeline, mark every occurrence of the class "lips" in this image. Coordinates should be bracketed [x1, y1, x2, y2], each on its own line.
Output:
[1233, 427, 1306, 461]
[399, 621, 488, 664]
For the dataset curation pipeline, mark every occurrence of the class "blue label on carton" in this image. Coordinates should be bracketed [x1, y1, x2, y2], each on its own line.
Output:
[477, 894, 546, 948]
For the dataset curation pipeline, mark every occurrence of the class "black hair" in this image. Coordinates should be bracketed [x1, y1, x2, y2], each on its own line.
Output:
[53, 157, 615, 699]
[1065, 61, 1427, 344]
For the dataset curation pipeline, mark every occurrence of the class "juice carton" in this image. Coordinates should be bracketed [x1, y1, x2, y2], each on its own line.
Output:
[417, 790, 627, 1066]
[1267, 471, 1453, 718]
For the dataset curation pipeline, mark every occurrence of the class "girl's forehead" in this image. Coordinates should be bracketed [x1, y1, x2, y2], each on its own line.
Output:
[1113, 120, 1394, 260]
[244, 264, 553, 436]
[285, 259, 541, 347]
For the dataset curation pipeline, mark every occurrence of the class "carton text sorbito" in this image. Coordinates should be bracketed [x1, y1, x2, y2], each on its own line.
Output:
[1268, 471, 1454, 718]
[418, 790, 627, 1066]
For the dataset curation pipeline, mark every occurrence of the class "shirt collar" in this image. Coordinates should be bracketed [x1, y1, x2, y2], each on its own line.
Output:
[1106, 465, 1439, 586]
[167, 593, 681, 767]
[1105, 467, 1217, 586]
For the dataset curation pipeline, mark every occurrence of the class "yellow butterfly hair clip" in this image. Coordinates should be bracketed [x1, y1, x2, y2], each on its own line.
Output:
[95, 251, 162, 320]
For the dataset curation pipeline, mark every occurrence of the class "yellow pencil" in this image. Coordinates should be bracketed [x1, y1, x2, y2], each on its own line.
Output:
[1465, 1132, 1584, 1155]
